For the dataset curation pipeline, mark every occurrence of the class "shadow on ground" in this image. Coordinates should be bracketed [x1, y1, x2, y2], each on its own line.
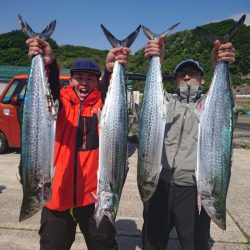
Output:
[116, 219, 142, 250]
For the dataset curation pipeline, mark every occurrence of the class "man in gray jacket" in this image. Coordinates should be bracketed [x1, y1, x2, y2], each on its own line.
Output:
[142, 37, 236, 250]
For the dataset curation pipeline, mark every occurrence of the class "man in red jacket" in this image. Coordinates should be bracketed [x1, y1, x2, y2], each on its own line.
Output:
[26, 36, 131, 250]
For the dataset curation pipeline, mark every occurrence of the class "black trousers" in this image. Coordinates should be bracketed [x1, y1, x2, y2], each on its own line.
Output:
[39, 204, 118, 250]
[142, 179, 211, 250]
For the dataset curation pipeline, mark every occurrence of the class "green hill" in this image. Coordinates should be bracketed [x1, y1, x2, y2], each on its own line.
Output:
[0, 18, 249, 92]
[127, 18, 250, 91]
[0, 30, 108, 70]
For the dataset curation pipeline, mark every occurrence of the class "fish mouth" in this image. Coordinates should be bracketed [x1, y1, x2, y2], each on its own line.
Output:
[202, 198, 226, 230]
[138, 180, 157, 202]
[19, 193, 43, 222]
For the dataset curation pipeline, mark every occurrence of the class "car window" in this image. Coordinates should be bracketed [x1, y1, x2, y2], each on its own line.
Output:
[2, 77, 69, 104]
[2, 79, 27, 104]
[18, 82, 27, 101]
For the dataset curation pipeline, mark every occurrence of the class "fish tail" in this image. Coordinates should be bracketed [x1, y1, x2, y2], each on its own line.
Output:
[141, 22, 180, 40]
[18, 14, 56, 41]
[101, 24, 141, 48]
[196, 14, 246, 44]
[89, 192, 98, 203]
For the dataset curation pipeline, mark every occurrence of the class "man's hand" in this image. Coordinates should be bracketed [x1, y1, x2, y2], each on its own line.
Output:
[144, 36, 165, 64]
[105, 47, 131, 73]
[26, 36, 55, 65]
[211, 40, 236, 68]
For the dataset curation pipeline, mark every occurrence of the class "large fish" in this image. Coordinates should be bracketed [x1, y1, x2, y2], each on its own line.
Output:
[18, 15, 57, 222]
[138, 23, 179, 202]
[94, 25, 140, 228]
[196, 15, 246, 230]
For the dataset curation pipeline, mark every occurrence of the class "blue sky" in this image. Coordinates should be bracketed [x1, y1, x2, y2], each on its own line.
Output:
[0, 0, 249, 53]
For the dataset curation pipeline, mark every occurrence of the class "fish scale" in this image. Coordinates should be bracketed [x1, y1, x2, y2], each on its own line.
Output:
[197, 62, 233, 230]
[138, 23, 179, 202]
[20, 54, 56, 221]
[138, 56, 166, 202]
[18, 15, 56, 222]
[196, 15, 245, 230]
[95, 61, 128, 227]
[94, 24, 140, 228]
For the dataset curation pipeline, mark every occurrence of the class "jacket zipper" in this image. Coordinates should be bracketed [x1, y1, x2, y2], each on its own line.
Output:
[170, 85, 190, 184]
[74, 101, 83, 207]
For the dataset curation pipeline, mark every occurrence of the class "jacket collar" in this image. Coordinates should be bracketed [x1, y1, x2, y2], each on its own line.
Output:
[176, 83, 203, 103]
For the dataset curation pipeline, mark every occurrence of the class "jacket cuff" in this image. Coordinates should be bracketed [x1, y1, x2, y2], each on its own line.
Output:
[46, 59, 60, 76]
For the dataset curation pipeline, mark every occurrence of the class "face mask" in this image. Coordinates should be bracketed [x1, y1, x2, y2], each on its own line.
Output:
[177, 82, 202, 103]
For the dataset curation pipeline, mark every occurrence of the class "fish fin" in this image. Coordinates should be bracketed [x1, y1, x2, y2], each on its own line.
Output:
[18, 14, 56, 41]
[142, 22, 180, 40]
[98, 108, 102, 123]
[53, 99, 59, 119]
[197, 193, 202, 215]
[196, 14, 246, 44]
[194, 108, 201, 121]
[101, 24, 141, 48]
[89, 192, 98, 203]
[16, 172, 21, 184]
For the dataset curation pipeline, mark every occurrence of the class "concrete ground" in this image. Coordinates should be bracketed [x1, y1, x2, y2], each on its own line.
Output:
[0, 79, 250, 249]
[0, 141, 250, 249]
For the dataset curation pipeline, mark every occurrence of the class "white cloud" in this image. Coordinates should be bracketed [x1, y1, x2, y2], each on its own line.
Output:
[230, 13, 250, 26]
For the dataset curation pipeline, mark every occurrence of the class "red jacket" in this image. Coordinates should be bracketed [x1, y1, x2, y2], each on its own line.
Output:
[46, 85, 102, 211]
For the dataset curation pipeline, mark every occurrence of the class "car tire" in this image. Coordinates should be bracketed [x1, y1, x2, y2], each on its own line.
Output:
[0, 132, 8, 153]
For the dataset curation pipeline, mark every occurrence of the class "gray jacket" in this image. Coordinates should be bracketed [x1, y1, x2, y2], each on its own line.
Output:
[160, 83, 206, 186]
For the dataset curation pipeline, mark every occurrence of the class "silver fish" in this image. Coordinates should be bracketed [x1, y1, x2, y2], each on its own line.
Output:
[138, 23, 179, 202]
[18, 15, 57, 222]
[94, 25, 140, 228]
[196, 15, 246, 230]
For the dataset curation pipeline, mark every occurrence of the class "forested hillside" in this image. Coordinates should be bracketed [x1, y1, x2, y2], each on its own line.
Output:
[127, 18, 250, 91]
[0, 18, 249, 91]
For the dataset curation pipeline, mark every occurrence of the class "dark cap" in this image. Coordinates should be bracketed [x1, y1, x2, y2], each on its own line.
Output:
[174, 59, 204, 77]
[70, 59, 101, 76]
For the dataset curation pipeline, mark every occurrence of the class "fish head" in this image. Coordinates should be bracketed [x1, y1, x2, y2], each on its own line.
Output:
[19, 185, 44, 222]
[94, 191, 116, 228]
[202, 198, 226, 230]
[138, 179, 158, 202]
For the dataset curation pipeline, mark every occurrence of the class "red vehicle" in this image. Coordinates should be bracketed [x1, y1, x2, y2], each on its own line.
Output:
[0, 74, 70, 153]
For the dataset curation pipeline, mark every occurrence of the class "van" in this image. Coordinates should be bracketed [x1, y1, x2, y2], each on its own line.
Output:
[0, 74, 70, 153]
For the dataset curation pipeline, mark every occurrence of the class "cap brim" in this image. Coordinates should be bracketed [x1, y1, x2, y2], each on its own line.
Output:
[70, 69, 101, 76]
[175, 62, 204, 76]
